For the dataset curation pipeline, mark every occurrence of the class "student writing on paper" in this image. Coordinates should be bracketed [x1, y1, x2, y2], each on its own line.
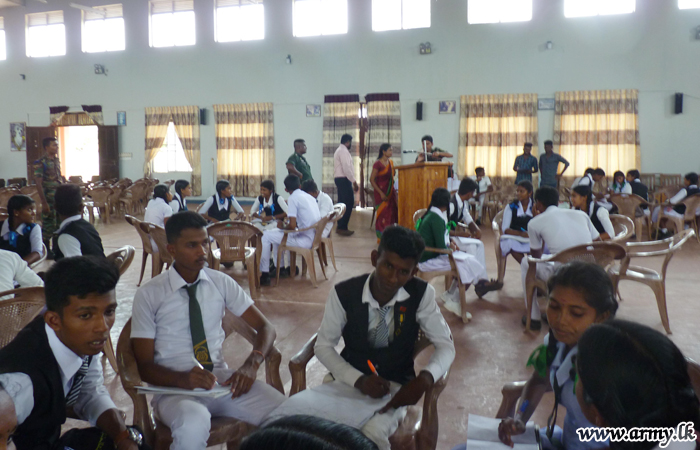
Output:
[130, 211, 285, 450]
[575, 320, 700, 450]
[500, 180, 534, 265]
[499, 262, 618, 450]
[283, 226, 455, 450]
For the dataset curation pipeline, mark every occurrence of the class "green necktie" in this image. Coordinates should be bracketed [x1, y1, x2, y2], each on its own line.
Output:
[185, 281, 214, 372]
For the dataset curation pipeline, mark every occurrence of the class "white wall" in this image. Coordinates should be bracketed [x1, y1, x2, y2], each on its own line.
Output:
[1, 0, 699, 199]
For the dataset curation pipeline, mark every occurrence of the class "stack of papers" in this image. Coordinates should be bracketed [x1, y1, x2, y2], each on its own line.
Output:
[466, 414, 540, 450]
[136, 384, 231, 398]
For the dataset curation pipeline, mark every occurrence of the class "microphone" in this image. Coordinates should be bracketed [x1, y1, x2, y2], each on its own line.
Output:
[402, 150, 420, 154]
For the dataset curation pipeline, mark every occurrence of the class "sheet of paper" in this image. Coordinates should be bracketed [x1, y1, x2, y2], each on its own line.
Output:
[500, 235, 531, 244]
[466, 414, 539, 450]
[136, 383, 231, 398]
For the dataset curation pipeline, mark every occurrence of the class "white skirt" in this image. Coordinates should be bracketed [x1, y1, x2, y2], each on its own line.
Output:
[500, 236, 530, 256]
[418, 253, 487, 285]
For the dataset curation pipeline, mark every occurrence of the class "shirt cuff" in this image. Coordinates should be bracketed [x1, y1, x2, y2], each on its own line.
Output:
[76, 395, 117, 426]
[422, 362, 446, 383]
[337, 366, 365, 388]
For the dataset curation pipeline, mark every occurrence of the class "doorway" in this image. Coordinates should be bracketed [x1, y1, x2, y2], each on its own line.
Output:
[58, 125, 99, 182]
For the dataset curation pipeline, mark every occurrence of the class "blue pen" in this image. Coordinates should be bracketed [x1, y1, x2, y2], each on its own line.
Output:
[519, 400, 529, 414]
[521, 227, 527, 232]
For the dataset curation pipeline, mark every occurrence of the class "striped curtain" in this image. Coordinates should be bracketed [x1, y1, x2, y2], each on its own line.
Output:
[144, 106, 171, 178]
[322, 95, 360, 200]
[214, 103, 275, 197]
[458, 94, 538, 181]
[171, 106, 202, 195]
[364, 93, 401, 207]
[554, 89, 640, 178]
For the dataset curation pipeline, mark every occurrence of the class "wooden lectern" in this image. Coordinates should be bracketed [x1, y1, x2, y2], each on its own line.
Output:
[396, 162, 450, 228]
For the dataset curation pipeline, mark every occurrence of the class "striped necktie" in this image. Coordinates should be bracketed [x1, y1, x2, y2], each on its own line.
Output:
[185, 281, 214, 371]
[65, 356, 90, 406]
[372, 306, 392, 349]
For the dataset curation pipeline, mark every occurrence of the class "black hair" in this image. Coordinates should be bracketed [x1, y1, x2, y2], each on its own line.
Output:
[165, 211, 208, 244]
[174, 180, 190, 198]
[547, 261, 618, 318]
[340, 134, 353, 144]
[534, 186, 559, 209]
[284, 174, 301, 192]
[584, 168, 595, 175]
[215, 180, 230, 196]
[612, 171, 626, 190]
[627, 169, 640, 180]
[377, 143, 392, 160]
[153, 184, 170, 202]
[577, 320, 700, 450]
[421, 135, 433, 144]
[54, 184, 83, 217]
[458, 177, 478, 196]
[544, 140, 553, 146]
[514, 181, 534, 205]
[377, 225, 425, 262]
[7, 194, 35, 228]
[421, 187, 451, 221]
[572, 185, 594, 212]
[45, 256, 120, 315]
[523, 142, 533, 147]
[294, 139, 305, 147]
[301, 179, 319, 194]
[42, 137, 57, 149]
[685, 172, 699, 185]
[241, 415, 379, 450]
[475, 167, 485, 174]
[593, 168, 606, 177]
[260, 180, 275, 193]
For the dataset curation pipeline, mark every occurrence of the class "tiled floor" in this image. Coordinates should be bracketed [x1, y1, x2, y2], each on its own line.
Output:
[59, 209, 700, 449]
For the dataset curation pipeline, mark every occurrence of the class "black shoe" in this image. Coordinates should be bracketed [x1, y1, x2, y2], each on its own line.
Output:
[475, 219, 482, 226]
[280, 266, 300, 278]
[521, 315, 542, 331]
[222, 262, 233, 268]
[260, 273, 271, 286]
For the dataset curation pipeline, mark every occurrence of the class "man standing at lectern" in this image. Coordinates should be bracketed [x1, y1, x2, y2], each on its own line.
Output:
[415, 135, 453, 162]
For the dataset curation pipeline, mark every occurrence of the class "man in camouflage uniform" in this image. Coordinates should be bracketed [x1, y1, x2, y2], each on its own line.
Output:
[33, 137, 65, 257]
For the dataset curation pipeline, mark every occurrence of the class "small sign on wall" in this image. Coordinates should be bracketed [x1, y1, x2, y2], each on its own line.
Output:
[117, 111, 127, 126]
[439, 101, 456, 114]
[119, 152, 132, 160]
[538, 98, 555, 110]
[306, 105, 321, 117]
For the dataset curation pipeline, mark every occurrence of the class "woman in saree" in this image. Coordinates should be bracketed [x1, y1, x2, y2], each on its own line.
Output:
[369, 143, 399, 240]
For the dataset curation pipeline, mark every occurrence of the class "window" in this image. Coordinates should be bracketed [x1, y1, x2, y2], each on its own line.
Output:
[0, 18, 6, 61]
[372, 0, 430, 31]
[26, 11, 66, 57]
[216, 0, 264, 42]
[82, 4, 125, 53]
[293, 0, 347, 37]
[152, 122, 193, 173]
[468, 0, 532, 24]
[679, 0, 700, 9]
[150, 0, 195, 47]
[564, 0, 635, 18]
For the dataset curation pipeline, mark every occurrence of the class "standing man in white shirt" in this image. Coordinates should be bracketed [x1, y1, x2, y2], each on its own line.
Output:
[258, 175, 322, 285]
[334, 134, 358, 236]
[521, 187, 600, 330]
[0, 249, 43, 293]
[302, 180, 334, 238]
[131, 212, 286, 450]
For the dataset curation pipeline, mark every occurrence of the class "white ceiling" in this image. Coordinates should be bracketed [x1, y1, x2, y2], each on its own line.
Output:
[0, 0, 22, 9]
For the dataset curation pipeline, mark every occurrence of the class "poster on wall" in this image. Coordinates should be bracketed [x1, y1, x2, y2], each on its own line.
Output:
[117, 111, 127, 126]
[439, 101, 456, 114]
[10, 122, 26, 152]
[306, 105, 321, 117]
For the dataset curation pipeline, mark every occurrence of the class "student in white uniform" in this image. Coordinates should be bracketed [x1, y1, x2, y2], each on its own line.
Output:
[258, 175, 321, 286]
[447, 178, 488, 272]
[571, 186, 615, 241]
[651, 172, 700, 233]
[500, 180, 534, 264]
[626, 170, 651, 217]
[301, 180, 334, 238]
[609, 171, 632, 194]
[170, 179, 191, 213]
[0, 248, 44, 293]
[145, 184, 175, 254]
[571, 168, 594, 189]
[468, 167, 493, 224]
[131, 212, 286, 450]
[521, 187, 600, 330]
[447, 165, 461, 194]
[576, 319, 700, 450]
[199, 180, 245, 223]
[250, 180, 288, 232]
[0, 194, 44, 265]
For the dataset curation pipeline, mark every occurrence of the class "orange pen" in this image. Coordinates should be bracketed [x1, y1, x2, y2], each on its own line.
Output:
[367, 360, 379, 376]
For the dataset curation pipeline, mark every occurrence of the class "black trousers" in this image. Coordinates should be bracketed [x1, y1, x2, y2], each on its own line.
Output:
[335, 177, 354, 230]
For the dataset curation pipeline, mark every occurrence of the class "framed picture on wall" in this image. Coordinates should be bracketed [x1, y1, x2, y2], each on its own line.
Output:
[439, 101, 456, 114]
[306, 105, 321, 117]
[538, 98, 555, 110]
[117, 111, 127, 126]
[10, 122, 26, 152]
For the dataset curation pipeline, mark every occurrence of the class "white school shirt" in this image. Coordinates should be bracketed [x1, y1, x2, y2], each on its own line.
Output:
[0, 221, 43, 256]
[0, 249, 43, 294]
[169, 193, 187, 213]
[333, 144, 356, 183]
[316, 191, 334, 236]
[0, 324, 116, 426]
[587, 204, 615, 238]
[56, 215, 84, 258]
[470, 175, 492, 200]
[287, 189, 322, 242]
[528, 206, 599, 254]
[314, 271, 455, 388]
[611, 183, 632, 194]
[448, 195, 474, 226]
[249, 195, 289, 217]
[572, 174, 593, 188]
[501, 200, 533, 232]
[199, 192, 245, 216]
[447, 176, 461, 193]
[669, 185, 698, 205]
[144, 197, 173, 228]
[131, 266, 254, 372]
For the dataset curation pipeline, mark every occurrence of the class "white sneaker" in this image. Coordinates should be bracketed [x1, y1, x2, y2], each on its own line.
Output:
[443, 298, 462, 317]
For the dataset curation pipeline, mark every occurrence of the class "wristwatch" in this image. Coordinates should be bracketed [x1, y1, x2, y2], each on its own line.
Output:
[114, 426, 143, 447]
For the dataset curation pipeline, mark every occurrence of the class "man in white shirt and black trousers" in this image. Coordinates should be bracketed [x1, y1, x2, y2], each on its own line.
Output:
[0, 256, 141, 450]
[334, 134, 359, 236]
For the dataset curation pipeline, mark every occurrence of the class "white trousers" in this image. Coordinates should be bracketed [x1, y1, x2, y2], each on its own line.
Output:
[520, 258, 559, 320]
[500, 237, 530, 256]
[259, 228, 314, 273]
[418, 253, 487, 285]
[451, 237, 486, 268]
[154, 371, 286, 450]
[652, 206, 683, 223]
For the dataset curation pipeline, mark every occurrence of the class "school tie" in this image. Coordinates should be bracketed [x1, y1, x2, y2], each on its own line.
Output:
[65, 356, 90, 406]
[372, 306, 392, 349]
[185, 281, 214, 371]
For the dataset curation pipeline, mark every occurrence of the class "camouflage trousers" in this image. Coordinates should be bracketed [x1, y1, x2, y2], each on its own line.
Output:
[41, 189, 58, 242]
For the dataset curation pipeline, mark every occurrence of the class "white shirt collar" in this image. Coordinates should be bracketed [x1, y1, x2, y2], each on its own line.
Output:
[215, 192, 229, 211]
[167, 265, 213, 292]
[551, 340, 578, 388]
[454, 195, 463, 209]
[0, 220, 25, 238]
[543, 205, 559, 214]
[57, 215, 83, 234]
[361, 271, 410, 310]
[429, 206, 448, 223]
[45, 323, 85, 387]
[518, 200, 533, 216]
[634, 179, 641, 183]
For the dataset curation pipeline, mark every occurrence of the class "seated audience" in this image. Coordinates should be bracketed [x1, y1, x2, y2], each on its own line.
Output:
[417, 187, 500, 319]
[309, 225, 454, 450]
[571, 186, 615, 240]
[0, 256, 140, 450]
[500, 180, 534, 264]
[250, 180, 288, 231]
[258, 175, 321, 285]
[572, 168, 594, 188]
[495, 262, 618, 450]
[131, 211, 286, 450]
[447, 178, 490, 282]
[170, 179, 191, 213]
[302, 180, 333, 237]
[626, 169, 650, 217]
[447, 165, 460, 194]
[609, 170, 632, 194]
[199, 180, 244, 223]
[52, 184, 105, 260]
[521, 187, 599, 330]
[0, 249, 43, 293]
[144, 184, 173, 228]
[576, 319, 700, 450]
[469, 167, 493, 225]
[242, 415, 380, 450]
[0, 195, 43, 265]
[652, 172, 700, 236]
